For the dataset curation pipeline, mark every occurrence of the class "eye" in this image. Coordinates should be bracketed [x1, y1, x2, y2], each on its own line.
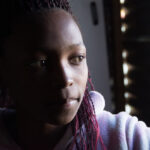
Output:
[70, 55, 85, 65]
[40, 60, 48, 67]
[29, 59, 48, 68]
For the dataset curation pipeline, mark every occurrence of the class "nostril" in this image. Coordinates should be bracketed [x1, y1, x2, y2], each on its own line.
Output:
[54, 78, 73, 89]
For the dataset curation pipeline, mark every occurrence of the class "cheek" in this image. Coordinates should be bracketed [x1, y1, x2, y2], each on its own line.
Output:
[75, 64, 88, 92]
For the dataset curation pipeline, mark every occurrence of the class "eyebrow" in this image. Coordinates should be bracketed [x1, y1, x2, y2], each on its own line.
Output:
[36, 43, 86, 54]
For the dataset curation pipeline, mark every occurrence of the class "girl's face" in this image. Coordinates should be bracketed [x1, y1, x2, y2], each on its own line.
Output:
[1, 9, 88, 125]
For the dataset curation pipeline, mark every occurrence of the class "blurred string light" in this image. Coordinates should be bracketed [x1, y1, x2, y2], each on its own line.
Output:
[119, 1, 138, 115]
[125, 104, 135, 114]
[120, 7, 128, 19]
[122, 62, 134, 75]
[122, 49, 128, 59]
[125, 104, 138, 114]
[121, 23, 128, 33]
[124, 77, 129, 86]
[120, 0, 126, 4]
[124, 92, 136, 100]
[123, 62, 129, 75]
[124, 92, 130, 99]
[125, 104, 132, 114]
[124, 77, 132, 86]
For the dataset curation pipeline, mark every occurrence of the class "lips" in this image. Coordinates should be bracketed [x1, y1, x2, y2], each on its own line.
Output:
[46, 98, 79, 106]
[45, 89, 80, 107]
[44, 98, 78, 111]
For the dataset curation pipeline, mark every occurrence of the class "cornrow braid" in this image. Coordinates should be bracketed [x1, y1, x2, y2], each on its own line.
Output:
[21, 0, 71, 13]
[0, 0, 71, 57]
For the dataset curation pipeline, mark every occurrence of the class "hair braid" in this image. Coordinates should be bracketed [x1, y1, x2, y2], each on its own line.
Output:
[69, 76, 106, 150]
[20, 0, 71, 13]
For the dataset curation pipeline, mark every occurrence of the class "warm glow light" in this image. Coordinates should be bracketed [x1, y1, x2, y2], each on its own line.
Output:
[124, 77, 129, 86]
[124, 77, 132, 86]
[125, 104, 132, 114]
[121, 23, 128, 33]
[125, 104, 139, 114]
[123, 63, 129, 75]
[120, 7, 128, 19]
[124, 92, 136, 100]
[123, 63, 134, 75]
[124, 92, 129, 99]
[122, 50, 128, 59]
[120, 0, 125, 4]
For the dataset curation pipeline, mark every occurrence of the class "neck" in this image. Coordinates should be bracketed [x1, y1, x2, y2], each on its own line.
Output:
[16, 111, 67, 150]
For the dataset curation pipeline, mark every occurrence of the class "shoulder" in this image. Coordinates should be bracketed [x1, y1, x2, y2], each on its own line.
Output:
[90, 91, 150, 150]
[98, 111, 150, 150]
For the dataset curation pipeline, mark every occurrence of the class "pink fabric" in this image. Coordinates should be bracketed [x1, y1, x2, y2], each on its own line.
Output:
[0, 91, 150, 150]
[55, 91, 150, 150]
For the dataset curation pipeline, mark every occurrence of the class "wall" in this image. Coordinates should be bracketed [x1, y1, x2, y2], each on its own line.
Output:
[70, 0, 113, 111]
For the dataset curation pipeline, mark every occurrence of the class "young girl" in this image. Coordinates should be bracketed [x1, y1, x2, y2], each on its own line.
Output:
[0, 0, 149, 150]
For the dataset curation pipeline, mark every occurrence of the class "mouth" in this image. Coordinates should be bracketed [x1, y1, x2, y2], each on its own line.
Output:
[60, 99, 78, 108]
[45, 98, 79, 109]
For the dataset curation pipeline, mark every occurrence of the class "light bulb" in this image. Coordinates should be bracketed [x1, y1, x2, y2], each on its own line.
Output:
[124, 77, 129, 86]
[121, 23, 128, 33]
[123, 63, 129, 75]
[125, 104, 138, 114]
[120, 7, 128, 19]
[124, 92, 129, 99]
[125, 104, 132, 114]
[120, 0, 125, 4]
[122, 50, 128, 59]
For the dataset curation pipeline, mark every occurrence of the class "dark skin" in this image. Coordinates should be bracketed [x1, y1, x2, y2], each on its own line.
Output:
[0, 9, 88, 150]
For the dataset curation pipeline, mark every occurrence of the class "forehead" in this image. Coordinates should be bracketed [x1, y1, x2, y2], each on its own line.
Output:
[8, 9, 84, 53]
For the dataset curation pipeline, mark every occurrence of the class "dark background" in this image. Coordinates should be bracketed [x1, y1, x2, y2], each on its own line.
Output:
[103, 0, 150, 126]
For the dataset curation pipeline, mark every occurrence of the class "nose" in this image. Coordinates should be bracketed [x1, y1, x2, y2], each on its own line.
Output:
[54, 62, 74, 88]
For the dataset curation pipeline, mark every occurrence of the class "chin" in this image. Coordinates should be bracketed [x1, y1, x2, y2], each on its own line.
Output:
[49, 113, 76, 126]
[36, 98, 83, 126]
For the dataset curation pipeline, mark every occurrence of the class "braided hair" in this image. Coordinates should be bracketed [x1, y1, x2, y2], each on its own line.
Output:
[0, 1, 106, 150]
